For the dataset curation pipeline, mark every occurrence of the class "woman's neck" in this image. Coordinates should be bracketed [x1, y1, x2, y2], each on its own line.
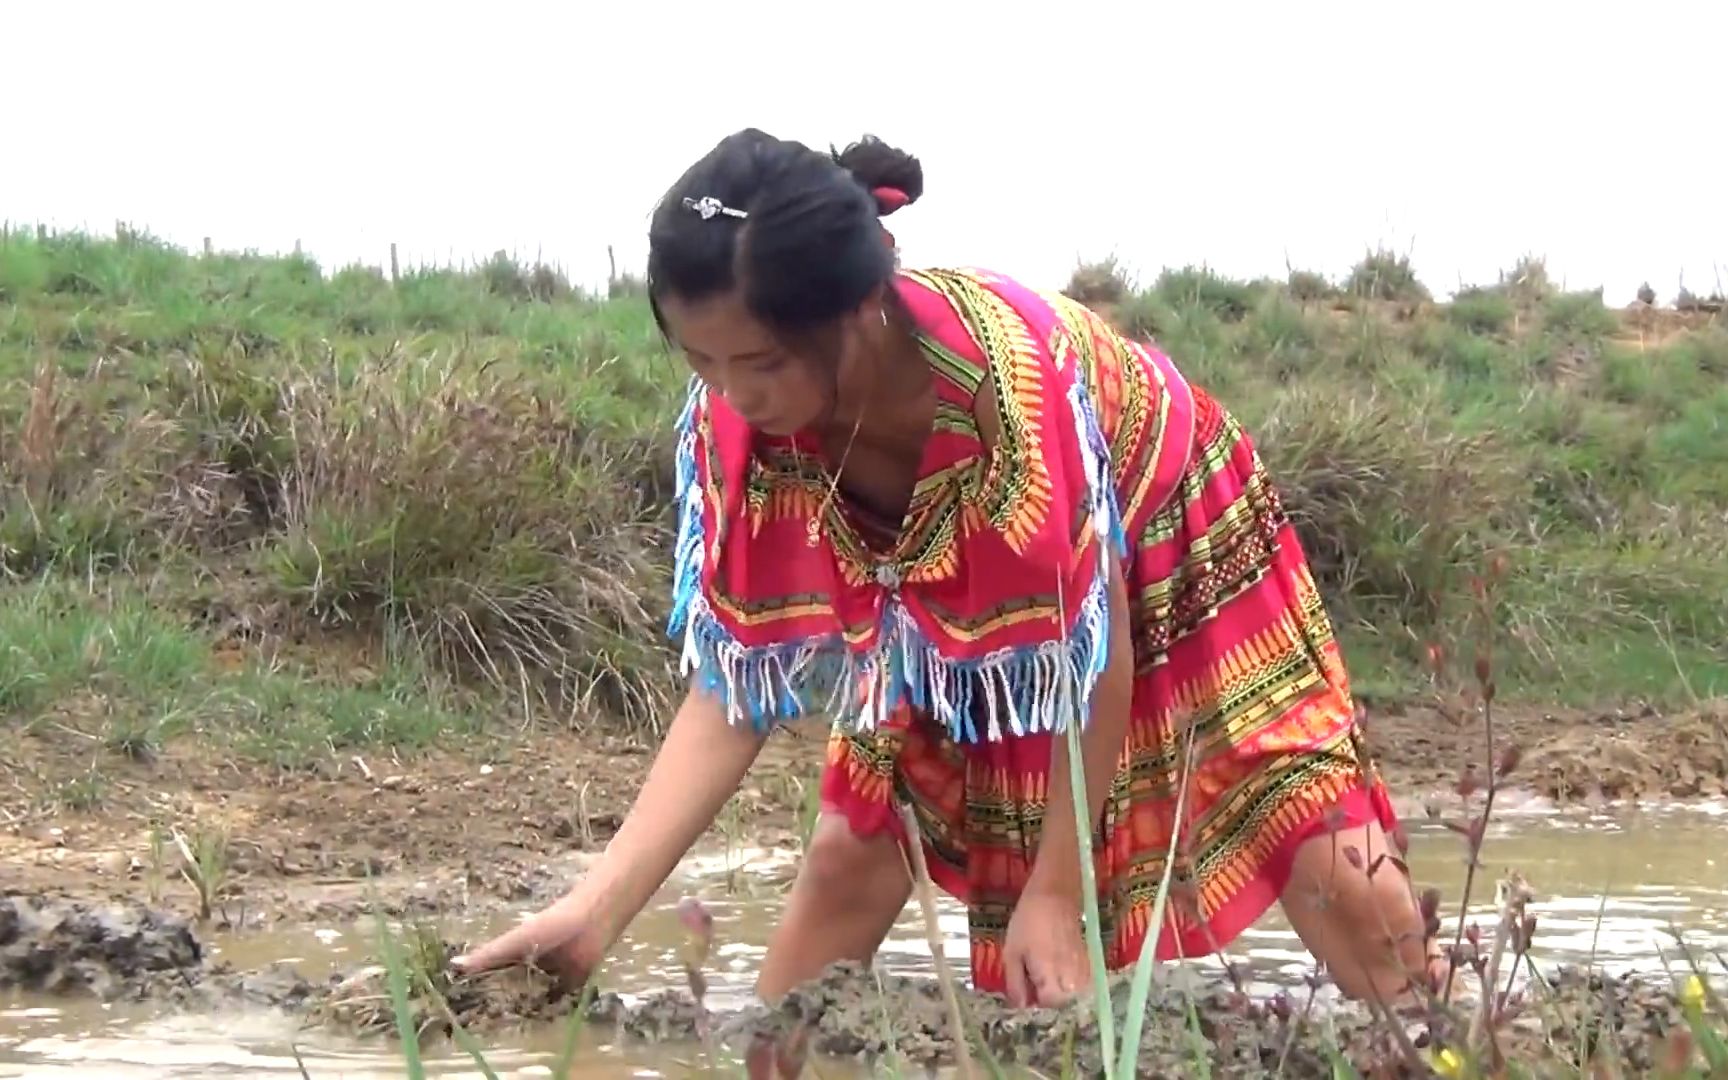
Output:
[817, 319, 931, 444]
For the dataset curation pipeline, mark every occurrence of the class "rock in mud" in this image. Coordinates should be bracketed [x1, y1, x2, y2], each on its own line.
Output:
[0, 893, 202, 998]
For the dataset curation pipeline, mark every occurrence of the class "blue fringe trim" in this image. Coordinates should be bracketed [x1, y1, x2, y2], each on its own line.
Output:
[674, 585, 1114, 742]
[666, 376, 1129, 743]
[1068, 378, 1131, 560]
[667, 377, 706, 646]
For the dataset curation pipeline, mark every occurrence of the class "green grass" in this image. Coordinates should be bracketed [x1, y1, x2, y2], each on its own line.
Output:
[0, 578, 479, 771]
[2, 228, 1727, 775]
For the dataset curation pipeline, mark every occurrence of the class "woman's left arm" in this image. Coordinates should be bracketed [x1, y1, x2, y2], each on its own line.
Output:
[1026, 549, 1135, 902]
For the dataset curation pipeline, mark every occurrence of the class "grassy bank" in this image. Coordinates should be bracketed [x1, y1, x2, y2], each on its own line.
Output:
[3, 228, 1726, 764]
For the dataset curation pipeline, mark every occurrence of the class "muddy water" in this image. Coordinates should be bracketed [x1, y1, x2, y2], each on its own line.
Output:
[4, 802, 1726, 1077]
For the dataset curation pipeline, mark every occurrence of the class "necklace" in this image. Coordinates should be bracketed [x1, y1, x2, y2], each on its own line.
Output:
[807, 400, 867, 549]
[806, 307, 896, 559]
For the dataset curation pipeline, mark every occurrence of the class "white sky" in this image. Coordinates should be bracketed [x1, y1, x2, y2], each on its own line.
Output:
[5, 1, 1724, 304]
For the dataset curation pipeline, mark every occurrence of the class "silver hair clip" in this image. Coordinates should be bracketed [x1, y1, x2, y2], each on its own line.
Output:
[683, 195, 748, 221]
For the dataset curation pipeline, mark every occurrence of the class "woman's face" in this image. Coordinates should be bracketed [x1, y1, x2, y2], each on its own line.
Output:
[660, 288, 877, 437]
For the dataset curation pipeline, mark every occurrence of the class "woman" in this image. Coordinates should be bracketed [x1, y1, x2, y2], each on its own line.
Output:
[455, 129, 1433, 1007]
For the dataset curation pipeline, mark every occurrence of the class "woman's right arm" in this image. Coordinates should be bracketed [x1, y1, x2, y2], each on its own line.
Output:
[578, 683, 766, 934]
[453, 684, 765, 974]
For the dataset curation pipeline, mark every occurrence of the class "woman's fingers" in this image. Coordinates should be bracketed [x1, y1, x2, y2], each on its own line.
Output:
[450, 930, 519, 974]
[1003, 947, 1035, 1008]
[1029, 956, 1075, 1007]
[452, 919, 549, 975]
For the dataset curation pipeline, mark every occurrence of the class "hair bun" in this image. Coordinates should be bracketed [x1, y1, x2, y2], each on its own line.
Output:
[832, 135, 923, 216]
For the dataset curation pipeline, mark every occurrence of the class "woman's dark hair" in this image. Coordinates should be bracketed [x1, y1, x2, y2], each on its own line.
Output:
[646, 129, 924, 339]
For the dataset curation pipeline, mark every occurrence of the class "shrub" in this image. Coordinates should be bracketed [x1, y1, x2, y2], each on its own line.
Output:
[1241, 294, 1322, 376]
[1255, 388, 1523, 625]
[1500, 254, 1554, 306]
[1285, 269, 1335, 303]
[1153, 265, 1260, 322]
[1447, 287, 1515, 335]
[1110, 291, 1178, 342]
[260, 353, 676, 729]
[0, 360, 244, 575]
[1346, 248, 1430, 303]
[1415, 321, 1510, 383]
[1543, 288, 1618, 342]
[1063, 257, 1133, 307]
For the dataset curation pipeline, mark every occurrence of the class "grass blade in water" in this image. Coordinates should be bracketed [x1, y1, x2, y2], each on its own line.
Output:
[1060, 667, 1118, 1076]
[897, 801, 980, 1080]
[415, 971, 501, 1080]
[553, 978, 599, 1078]
[373, 912, 427, 1080]
[1114, 723, 1195, 1078]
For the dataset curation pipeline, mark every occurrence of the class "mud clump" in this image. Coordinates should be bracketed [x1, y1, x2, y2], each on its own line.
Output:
[0, 893, 332, 1011]
[1520, 710, 1728, 800]
[307, 937, 576, 1038]
[0, 900, 683, 1045]
[0, 894, 202, 998]
[701, 963, 1701, 1078]
[302, 935, 710, 1044]
[1533, 967, 1694, 1074]
[738, 962, 1395, 1077]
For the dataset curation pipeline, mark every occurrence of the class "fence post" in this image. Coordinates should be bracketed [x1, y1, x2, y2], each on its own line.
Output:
[389, 242, 400, 286]
[203, 236, 213, 257]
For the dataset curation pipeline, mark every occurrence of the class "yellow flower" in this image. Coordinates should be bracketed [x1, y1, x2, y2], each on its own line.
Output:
[1430, 1047, 1465, 1078]
[1680, 974, 1708, 1011]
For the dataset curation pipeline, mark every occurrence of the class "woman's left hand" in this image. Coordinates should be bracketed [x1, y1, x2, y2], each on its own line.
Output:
[1001, 886, 1093, 1008]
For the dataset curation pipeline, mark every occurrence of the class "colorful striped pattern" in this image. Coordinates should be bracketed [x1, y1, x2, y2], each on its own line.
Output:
[817, 270, 1394, 992]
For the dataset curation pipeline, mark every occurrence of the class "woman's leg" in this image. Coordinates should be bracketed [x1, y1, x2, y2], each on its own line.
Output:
[1278, 819, 1436, 1002]
[755, 814, 913, 1000]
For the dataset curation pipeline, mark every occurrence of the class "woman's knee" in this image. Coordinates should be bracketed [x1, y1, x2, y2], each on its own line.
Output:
[800, 816, 912, 906]
[1282, 821, 1428, 999]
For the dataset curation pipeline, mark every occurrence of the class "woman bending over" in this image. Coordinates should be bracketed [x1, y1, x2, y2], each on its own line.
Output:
[457, 129, 1435, 1008]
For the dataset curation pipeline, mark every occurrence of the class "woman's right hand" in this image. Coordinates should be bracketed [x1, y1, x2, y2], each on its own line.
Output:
[451, 890, 610, 985]
[449, 687, 767, 985]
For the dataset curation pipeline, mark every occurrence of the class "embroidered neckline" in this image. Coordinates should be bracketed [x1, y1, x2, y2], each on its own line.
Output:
[749, 330, 979, 589]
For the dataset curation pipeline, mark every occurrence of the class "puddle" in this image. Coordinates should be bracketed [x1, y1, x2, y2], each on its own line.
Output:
[3, 803, 1725, 1076]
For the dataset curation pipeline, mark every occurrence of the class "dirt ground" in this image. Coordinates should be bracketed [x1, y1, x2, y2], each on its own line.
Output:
[2, 701, 1725, 924]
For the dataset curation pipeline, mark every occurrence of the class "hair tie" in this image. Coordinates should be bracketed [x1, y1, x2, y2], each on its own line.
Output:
[871, 187, 910, 215]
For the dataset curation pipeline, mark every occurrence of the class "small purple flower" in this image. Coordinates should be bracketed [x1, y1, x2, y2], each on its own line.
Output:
[676, 896, 714, 968]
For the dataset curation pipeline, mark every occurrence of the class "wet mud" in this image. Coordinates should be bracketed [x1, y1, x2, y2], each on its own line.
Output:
[643, 963, 1706, 1078]
[0, 893, 202, 998]
[5, 895, 1709, 1078]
